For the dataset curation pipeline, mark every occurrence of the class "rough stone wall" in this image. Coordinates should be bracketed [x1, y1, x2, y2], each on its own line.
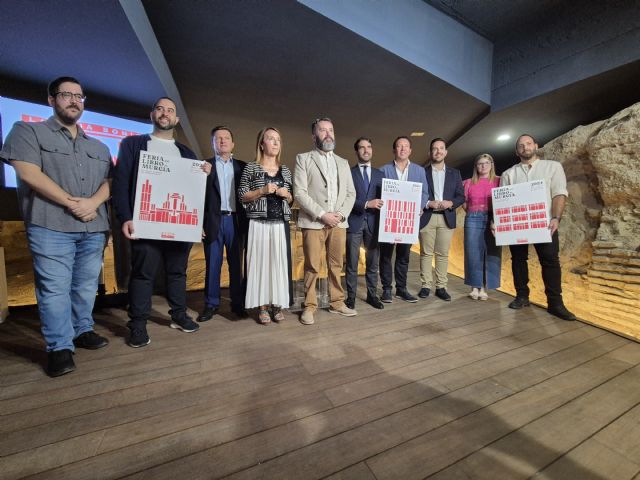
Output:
[449, 102, 640, 340]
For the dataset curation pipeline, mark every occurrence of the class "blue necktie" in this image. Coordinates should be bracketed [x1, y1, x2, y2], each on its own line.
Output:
[362, 165, 369, 192]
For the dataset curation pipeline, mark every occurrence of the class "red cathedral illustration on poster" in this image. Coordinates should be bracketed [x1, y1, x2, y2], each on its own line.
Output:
[138, 179, 199, 225]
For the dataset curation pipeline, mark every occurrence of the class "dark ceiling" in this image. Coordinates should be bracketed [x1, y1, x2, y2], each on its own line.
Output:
[0, 0, 638, 177]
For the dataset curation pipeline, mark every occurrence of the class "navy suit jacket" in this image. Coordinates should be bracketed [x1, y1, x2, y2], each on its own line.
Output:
[347, 164, 384, 234]
[422, 164, 465, 229]
[202, 157, 247, 244]
[380, 161, 430, 214]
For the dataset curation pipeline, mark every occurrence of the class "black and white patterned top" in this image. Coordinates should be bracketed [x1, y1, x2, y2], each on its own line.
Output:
[238, 162, 293, 221]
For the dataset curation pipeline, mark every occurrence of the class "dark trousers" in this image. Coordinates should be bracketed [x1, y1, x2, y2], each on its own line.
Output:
[346, 222, 380, 300]
[204, 214, 244, 309]
[379, 242, 411, 291]
[509, 231, 563, 306]
[128, 239, 192, 326]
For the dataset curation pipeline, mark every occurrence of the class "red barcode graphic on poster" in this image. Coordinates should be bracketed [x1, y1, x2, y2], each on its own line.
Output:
[379, 178, 422, 244]
[138, 180, 199, 225]
[491, 180, 551, 245]
[384, 199, 416, 234]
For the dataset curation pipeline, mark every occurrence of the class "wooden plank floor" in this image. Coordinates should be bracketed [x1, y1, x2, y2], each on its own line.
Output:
[1, 267, 640, 479]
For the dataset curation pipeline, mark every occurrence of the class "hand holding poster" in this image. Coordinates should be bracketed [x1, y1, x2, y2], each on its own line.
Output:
[492, 179, 551, 246]
[378, 178, 422, 244]
[132, 151, 207, 242]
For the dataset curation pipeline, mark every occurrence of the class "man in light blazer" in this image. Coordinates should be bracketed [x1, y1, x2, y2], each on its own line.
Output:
[346, 137, 385, 310]
[419, 138, 465, 301]
[379, 136, 430, 303]
[293, 117, 357, 325]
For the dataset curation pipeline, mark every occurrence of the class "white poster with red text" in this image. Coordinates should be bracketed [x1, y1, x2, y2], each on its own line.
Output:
[132, 151, 207, 242]
[379, 178, 422, 244]
[492, 180, 551, 246]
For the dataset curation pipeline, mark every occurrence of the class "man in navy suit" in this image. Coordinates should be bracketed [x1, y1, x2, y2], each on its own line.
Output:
[198, 126, 247, 321]
[345, 137, 385, 310]
[379, 136, 430, 303]
[419, 138, 465, 301]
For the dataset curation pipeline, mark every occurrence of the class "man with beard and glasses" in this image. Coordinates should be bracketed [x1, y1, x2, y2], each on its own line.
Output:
[112, 97, 211, 347]
[497, 133, 576, 321]
[293, 117, 356, 325]
[0, 76, 111, 377]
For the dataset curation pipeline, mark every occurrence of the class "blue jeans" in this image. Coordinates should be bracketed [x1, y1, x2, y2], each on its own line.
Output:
[204, 214, 244, 309]
[27, 225, 106, 352]
[463, 212, 502, 289]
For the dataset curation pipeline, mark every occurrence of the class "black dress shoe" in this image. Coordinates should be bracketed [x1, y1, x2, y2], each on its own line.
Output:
[508, 297, 530, 309]
[418, 287, 430, 298]
[197, 306, 218, 322]
[366, 296, 384, 309]
[548, 304, 577, 321]
[47, 349, 76, 377]
[231, 306, 248, 317]
[435, 288, 451, 301]
[395, 289, 418, 303]
[73, 331, 109, 350]
[345, 297, 355, 310]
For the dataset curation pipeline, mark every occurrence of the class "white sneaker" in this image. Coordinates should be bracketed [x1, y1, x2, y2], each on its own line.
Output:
[478, 289, 488, 301]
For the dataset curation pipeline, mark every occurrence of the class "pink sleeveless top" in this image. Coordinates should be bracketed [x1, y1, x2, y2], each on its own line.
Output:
[463, 177, 500, 213]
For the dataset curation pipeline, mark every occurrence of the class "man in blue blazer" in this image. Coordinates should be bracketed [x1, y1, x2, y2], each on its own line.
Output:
[379, 136, 430, 303]
[419, 138, 465, 301]
[346, 137, 385, 310]
[198, 126, 248, 321]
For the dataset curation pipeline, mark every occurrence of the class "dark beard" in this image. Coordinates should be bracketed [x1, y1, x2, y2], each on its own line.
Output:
[54, 104, 81, 125]
[153, 117, 177, 131]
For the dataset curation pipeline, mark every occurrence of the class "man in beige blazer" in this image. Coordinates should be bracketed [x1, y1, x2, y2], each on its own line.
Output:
[294, 117, 357, 325]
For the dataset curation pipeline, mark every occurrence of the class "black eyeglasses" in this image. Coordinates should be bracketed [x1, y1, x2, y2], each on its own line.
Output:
[54, 92, 86, 103]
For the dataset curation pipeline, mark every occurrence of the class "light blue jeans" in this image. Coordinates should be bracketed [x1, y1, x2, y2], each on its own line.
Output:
[26, 225, 107, 352]
[463, 212, 502, 290]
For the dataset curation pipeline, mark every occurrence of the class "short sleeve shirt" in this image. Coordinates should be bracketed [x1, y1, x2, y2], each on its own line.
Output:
[0, 116, 112, 232]
[500, 159, 568, 217]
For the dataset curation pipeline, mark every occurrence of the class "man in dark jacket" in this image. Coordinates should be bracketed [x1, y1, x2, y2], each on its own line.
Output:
[112, 97, 207, 347]
[197, 126, 247, 322]
[419, 138, 465, 301]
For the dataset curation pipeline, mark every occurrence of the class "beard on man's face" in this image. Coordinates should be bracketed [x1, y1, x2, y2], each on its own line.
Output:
[315, 136, 335, 152]
[54, 103, 82, 125]
[153, 115, 177, 131]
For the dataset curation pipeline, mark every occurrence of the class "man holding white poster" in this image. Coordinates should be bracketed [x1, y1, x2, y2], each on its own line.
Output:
[379, 136, 429, 303]
[112, 97, 211, 347]
[498, 134, 576, 321]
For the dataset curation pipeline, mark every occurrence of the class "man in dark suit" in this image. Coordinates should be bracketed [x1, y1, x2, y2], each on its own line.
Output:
[419, 138, 465, 301]
[198, 126, 247, 321]
[345, 137, 385, 310]
[379, 136, 430, 303]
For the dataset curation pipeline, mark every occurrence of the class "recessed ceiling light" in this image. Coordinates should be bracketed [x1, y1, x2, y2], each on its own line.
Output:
[411, 132, 425, 137]
[497, 133, 511, 142]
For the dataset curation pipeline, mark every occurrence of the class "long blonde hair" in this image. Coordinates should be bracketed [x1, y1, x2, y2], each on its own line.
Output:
[471, 153, 496, 184]
[255, 127, 282, 166]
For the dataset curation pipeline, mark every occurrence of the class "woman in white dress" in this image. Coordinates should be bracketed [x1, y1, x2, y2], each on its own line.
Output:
[238, 127, 293, 324]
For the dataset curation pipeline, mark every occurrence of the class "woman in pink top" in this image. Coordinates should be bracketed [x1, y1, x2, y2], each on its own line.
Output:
[463, 154, 502, 300]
